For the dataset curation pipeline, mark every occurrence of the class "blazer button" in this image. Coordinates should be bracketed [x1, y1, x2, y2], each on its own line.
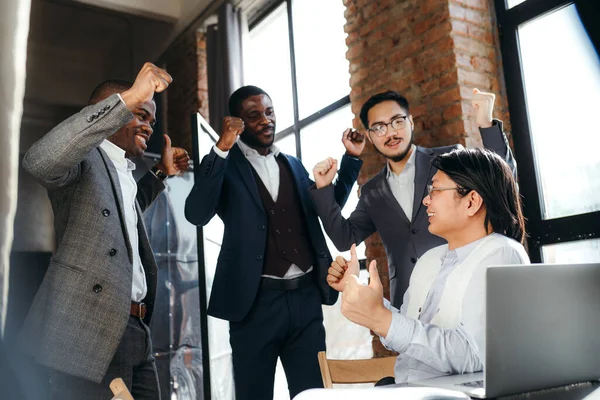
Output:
[281, 250, 286, 256]
[270, 210, 275, 215]
[102, 209, 110, 217]
[86, 116, 93, 123]
[258, 225, 265, 230]
[411, 228, 418, 234]
[93, 284, 102, 293]
[275, 229, 280, 235]
[410, 257, 417, 263]
[256, 255, 263, 260]
[109, 248, 117, 256]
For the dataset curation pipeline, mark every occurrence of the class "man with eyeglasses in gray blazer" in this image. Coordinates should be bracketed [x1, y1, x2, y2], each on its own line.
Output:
[310, 89, 517, 309]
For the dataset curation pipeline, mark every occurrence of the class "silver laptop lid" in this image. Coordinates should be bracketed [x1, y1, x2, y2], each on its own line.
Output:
[485, 263, 600, 397]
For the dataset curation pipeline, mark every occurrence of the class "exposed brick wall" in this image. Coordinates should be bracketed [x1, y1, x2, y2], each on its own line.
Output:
[197, 31, 210, 123]
[343, 0, 510, 357]
[162, 29, 206, 154]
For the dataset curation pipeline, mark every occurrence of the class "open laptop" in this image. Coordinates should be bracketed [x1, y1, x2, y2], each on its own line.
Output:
[408, 263, 600, 398]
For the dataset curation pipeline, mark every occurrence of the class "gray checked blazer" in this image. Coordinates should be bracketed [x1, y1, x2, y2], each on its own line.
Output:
[20, 94, 165, 383]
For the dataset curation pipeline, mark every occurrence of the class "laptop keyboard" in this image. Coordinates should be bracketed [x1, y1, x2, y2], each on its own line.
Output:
[458, 380, 484, 388]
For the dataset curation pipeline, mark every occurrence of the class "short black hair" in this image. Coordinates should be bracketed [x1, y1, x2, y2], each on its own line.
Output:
[359, 91, 410, 129]
[432, 148, 526, 244]
[228, 85, 271, 117]
[88, 80, 133, 105]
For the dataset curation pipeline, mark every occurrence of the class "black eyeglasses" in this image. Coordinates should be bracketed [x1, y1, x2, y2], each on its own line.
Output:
[367, 116, 408, 137]
[426, 184, 460, 197]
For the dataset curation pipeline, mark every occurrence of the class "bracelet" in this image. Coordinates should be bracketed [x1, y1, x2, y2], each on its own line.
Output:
[151, 166, 168, 181]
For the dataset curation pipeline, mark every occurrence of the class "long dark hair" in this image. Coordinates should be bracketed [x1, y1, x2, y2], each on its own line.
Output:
[432, 148, 526, 244]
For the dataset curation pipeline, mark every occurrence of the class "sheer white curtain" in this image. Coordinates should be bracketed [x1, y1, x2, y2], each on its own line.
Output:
[0, 0, 31, 337]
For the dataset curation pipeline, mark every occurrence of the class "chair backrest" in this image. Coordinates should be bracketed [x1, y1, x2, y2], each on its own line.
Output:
[317, 351, 396, 388]
[110, 378, 134, 400]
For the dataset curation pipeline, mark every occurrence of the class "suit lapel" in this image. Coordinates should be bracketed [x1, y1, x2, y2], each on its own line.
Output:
[375, 168, 410, 224]
[230, 144, 264, 210]
[412, 146, 435, 220]
[98, 147, 134, 264]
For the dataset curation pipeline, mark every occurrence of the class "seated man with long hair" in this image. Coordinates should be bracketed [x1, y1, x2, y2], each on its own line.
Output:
[327, 147, 529, 383]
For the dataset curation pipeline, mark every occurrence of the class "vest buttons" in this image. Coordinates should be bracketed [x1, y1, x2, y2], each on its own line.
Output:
[109, 248, 117, 256]
[93, 284, 102, 293]
[259, 225, 265, 230]
[281, 251, 286, 256]
[410, 257, 417, 263]
[275, 229, 281, 235]
[102, 209, 110, 217]
[256, 255, 263, 260]
[270, 210, 275, 215]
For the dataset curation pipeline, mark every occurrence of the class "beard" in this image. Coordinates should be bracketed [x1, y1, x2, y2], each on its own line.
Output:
[240, 125, 276, 149]
[373, 130, 414, 162]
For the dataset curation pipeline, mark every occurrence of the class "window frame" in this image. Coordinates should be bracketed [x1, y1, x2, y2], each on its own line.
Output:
[248, 0, 350, 160]
[494, 0, 600, 262]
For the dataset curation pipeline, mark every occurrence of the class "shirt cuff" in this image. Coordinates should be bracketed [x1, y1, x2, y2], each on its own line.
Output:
[213, 145, 229, 159]
[380, 311, 417, 354]
[117, 93, 125, 105]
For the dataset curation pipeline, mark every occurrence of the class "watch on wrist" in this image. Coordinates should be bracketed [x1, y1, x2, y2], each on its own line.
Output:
[151, 166, 168, 181]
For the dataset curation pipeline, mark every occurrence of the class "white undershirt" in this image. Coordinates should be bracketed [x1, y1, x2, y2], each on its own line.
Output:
[100, 140, 147, 302]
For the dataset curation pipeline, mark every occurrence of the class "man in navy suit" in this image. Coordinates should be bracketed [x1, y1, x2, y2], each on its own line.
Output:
[184, 86, 364, 399]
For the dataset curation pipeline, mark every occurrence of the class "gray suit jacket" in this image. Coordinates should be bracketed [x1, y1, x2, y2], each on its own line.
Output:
[309, 121, 517, 308]
[20, 94, 164, 383]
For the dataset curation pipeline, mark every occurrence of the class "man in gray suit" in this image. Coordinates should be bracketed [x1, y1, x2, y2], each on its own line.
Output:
[20, 62, 189, 399]
[310, 89, 517, 309]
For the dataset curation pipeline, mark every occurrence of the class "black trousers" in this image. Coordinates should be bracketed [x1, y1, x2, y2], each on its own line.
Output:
[229, 282, 326, 400]
[48, 315, 160, 400]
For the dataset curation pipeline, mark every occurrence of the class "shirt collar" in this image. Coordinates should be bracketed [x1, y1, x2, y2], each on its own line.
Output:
[236, 138, 281, 157]
[441, 235, 489, 264]
[386, 145, 417, 179]
[100, 140, 136, 171]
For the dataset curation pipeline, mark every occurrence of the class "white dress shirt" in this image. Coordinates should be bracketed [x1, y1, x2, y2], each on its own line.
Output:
[213, 140, 312, 279]
[100, 140, 147, 302]
[386, 145, 417, 221]
[379, 233, 530, 383]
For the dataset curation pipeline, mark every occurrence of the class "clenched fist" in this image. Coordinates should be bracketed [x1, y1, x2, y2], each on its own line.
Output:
[121, 62, 172, 110]
[216, 116, 244, 152]
[472, 88, 495, 129]
[313, 157, 338, 189]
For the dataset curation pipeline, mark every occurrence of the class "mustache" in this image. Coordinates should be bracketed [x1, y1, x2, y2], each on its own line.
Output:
[258, 125, 275, 134]
[385, 136, 403, 146]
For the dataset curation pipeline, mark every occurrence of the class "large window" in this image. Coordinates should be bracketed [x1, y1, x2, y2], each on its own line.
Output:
[495, 0, 600, 262]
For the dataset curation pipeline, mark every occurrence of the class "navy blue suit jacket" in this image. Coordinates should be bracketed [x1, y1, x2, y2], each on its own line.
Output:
[185, 144, 363, 321]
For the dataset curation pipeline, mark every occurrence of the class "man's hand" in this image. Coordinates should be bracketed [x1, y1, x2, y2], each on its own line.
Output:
[341, 260, 392, 337]
[155, 134, 190, 176]
[472, 88, 495, 129]
[313, 157, 338, 189]
[216, 116, 244, 152]
[327, 243, 360, 292]
[342, 128, 366, 157]
[121, 62, 172, 110]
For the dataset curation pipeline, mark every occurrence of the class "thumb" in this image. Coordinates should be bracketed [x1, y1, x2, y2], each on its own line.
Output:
[473, 88, 480, 95]
[163, 134, 172, 150]
[350, 243, 358, 264]
[368, 260, 382, 290]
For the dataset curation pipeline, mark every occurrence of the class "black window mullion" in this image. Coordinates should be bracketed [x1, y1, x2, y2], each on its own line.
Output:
[285, 0, 302, 160]
[496, 0, 572, 29]
[495, 0, 544, 261]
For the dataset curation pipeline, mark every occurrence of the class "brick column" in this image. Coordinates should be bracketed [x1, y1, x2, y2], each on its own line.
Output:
[343, 0, 509, 356]
[162, 30, 209, 154]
